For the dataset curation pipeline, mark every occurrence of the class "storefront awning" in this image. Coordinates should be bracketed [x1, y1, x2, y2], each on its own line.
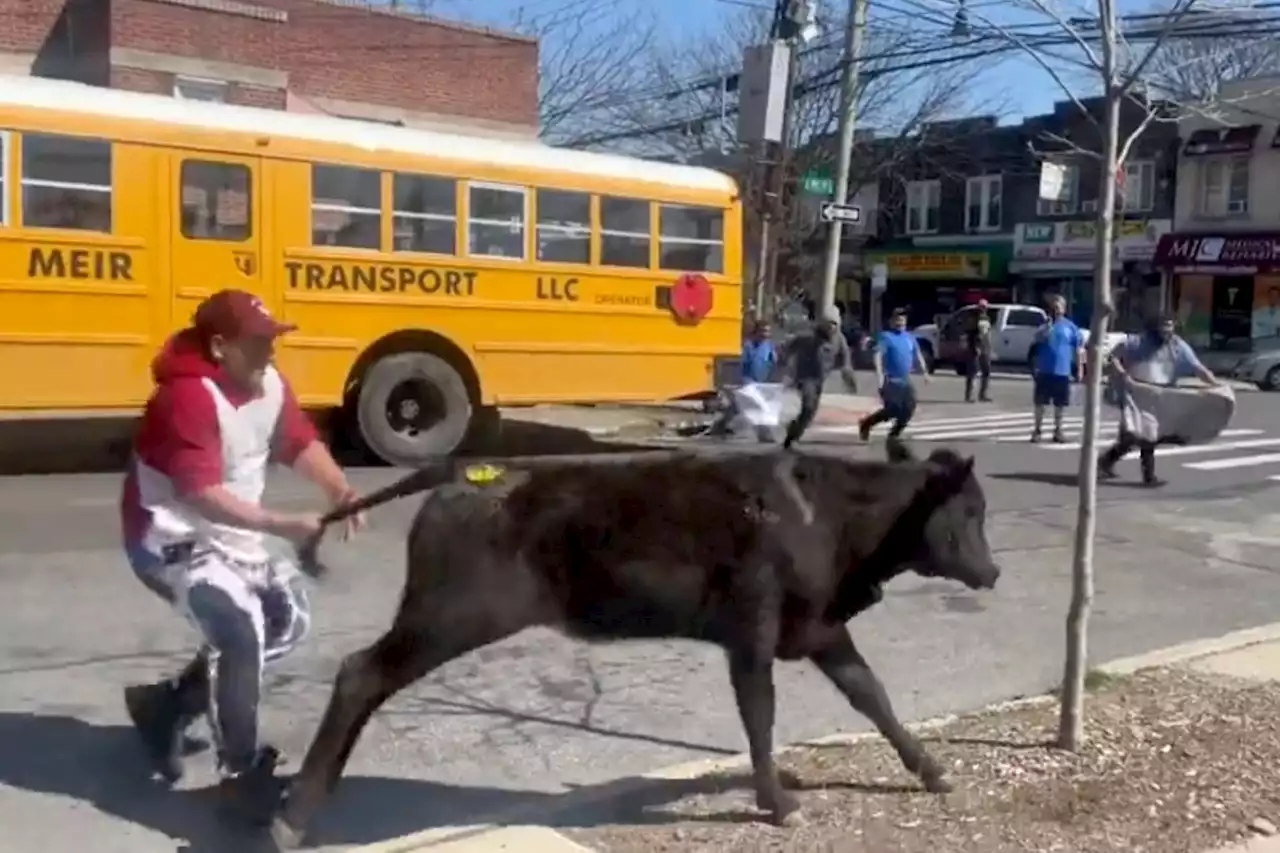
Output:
[1182, 125, 1260, 156]
[1154, 232, 1280, 271]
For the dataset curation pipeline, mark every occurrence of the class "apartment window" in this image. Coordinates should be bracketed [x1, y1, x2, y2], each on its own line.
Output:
[0, 132, 8, 227]
[659, 204, 723, 273]
[1198, 155, 1249, 217]
[600, 196, 650, 268]
[393, 173, 456, 255]
[468, 182, 526, 260]
[536, 189, 590, 263]
[1036, 162, 1079, 215]
[311, 164, 381, 249]
[180, 160, 251, 241]
[21, 132, 113, 232]
[174, 76, 228, 103]
[1121, 160, 1156, 212]
[965, 175, 1001, 232]
[905, 180, 940, 234]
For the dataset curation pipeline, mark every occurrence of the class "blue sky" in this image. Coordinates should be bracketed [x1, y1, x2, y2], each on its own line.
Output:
[417, 0, 1179, 130]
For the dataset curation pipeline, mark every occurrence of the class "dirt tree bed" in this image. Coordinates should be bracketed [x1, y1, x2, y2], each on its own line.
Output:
[565, 667, 1280, 853]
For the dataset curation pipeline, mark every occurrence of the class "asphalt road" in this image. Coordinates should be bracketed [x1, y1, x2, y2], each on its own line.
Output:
[2, 387, 1280, 852]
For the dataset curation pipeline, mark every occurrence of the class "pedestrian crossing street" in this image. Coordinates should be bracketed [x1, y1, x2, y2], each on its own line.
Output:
[818, 410, 1280, 481]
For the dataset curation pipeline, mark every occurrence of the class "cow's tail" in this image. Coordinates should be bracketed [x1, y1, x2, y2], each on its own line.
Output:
[296, 459, 460, 579]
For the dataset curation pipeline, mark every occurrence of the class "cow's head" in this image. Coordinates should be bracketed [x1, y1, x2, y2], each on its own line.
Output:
[890, 443, 1001, 591]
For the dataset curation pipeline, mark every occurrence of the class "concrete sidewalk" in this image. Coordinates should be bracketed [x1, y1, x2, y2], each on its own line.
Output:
[359, 625, 1280, 853]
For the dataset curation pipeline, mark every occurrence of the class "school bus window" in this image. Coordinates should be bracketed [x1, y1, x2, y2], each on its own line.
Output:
[536, 189, 590, 264]
[0, 131, 8, 227]
[180, 160, 251, 241]
[659, 204, 724, 274]
[311, 163, 380, 250]
[393, 172, 456, 255]
[21, 132, 112, 232]
[468, 182, 526, 260]
[600, 196, 650, 269]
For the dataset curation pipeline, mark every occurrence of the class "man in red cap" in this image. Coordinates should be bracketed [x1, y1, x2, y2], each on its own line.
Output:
[120, 289, 364, 821]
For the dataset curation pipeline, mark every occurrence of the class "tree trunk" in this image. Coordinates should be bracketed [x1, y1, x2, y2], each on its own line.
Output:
[1059, 2, 1120, 753]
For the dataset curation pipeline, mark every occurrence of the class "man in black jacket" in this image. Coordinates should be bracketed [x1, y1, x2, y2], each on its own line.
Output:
[779, 305, 858, 449]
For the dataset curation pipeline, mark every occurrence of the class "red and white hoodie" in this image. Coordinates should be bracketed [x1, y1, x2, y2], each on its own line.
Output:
[121, 330, 318, 563]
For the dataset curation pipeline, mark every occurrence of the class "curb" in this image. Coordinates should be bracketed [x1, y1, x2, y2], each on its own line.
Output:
[348, 623, 1280, 852]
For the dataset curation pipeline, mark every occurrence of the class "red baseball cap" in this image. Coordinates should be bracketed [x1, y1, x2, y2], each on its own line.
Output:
[193, 289, 296, 340]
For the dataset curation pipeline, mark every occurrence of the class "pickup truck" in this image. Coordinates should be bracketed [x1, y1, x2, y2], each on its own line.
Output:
[912, 303, 1127, 374]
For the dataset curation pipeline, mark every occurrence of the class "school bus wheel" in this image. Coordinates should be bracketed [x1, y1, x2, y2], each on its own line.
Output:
[354, 351, 473, 466]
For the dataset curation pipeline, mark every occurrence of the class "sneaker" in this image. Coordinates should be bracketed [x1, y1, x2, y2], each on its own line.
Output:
[218, 746, 287, 827]
[979, 395, 992, 403]
[1029, 431, 1042, 444]
[1142, 476, 1167, 488]
[1097, 464, 1117, 481]
[124, 683, 186, 784]
[858, 421, 871, 442]
[1052, 431, 1066, 444]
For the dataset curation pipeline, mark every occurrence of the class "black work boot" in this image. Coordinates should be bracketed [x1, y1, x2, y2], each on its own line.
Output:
[124, 655, 210, 784]
[217, 745, 288, 827]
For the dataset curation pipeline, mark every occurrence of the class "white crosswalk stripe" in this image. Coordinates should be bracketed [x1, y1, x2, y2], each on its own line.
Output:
[653, 409, 1280, 485]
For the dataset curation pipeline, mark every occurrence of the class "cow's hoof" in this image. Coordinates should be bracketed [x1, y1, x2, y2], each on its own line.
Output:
[774, 809, 806, 828]
[761, 789, 802, 826]
[922, 774, 953, 794]
[269, 816, 306, 851]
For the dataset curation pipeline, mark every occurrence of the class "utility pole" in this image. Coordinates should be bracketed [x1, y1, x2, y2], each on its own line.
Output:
[752, 0, 817, 319]
[817, 0, 868, 319]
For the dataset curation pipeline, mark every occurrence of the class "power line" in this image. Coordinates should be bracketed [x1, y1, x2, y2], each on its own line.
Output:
[571, 15, 1280, 148]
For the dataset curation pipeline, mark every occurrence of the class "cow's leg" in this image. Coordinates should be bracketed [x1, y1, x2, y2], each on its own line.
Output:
[727, 645, 799, 825]
[809, 628, 950, 793]
[272, 617, 522, 848]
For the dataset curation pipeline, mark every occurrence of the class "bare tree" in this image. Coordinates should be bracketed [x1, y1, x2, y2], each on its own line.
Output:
[907, 0, 1278, 751]
[472, 0, 659, 145]
[1144, 5, 1280, 100]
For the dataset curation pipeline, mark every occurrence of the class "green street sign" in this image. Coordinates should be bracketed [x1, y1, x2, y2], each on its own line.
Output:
[802, 169, 834, 196]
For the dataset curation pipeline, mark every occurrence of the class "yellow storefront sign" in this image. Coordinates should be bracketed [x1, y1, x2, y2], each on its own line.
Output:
[868, 252, 989, 279]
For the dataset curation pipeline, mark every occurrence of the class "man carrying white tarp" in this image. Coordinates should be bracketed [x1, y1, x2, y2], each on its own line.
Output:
[1099, 314, 1231, 487]
[705, 319, 784, 442]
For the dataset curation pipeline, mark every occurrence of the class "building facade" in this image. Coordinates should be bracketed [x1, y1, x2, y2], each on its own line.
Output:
[0, 0, 539, 138]
[1154, 78, 1280, 355]
[810, 97, 1177, 332]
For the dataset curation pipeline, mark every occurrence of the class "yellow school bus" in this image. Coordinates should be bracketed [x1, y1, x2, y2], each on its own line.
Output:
[0, 75, 742, 464]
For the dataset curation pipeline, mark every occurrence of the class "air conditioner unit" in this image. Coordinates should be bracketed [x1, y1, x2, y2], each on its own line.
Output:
[1227, 199, 1248, 214]
[1081, 199, 1098, 213]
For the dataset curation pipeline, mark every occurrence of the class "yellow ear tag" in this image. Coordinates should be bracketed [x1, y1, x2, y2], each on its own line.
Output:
[463, 463, 505, 484]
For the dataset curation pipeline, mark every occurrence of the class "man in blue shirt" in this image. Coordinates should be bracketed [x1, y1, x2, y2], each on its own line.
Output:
[1031, 295, 1084, 443]
[741, 320, 776, 383]
[1099, 313, 1221, 487]
[859, 308, 930, 440]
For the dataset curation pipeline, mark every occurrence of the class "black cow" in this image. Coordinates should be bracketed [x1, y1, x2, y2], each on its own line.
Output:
[268, 443, 1000, 848]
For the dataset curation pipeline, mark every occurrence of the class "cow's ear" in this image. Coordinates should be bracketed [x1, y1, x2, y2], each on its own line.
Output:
[886, 437, 914, 463]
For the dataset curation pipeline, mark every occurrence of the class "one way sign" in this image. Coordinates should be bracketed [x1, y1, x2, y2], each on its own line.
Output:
[820, 202, 861, 224]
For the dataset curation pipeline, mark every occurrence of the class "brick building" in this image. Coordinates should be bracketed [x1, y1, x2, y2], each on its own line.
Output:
[0, 0, 539, 138]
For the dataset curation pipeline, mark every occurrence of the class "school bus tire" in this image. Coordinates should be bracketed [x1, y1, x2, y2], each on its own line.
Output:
[354, 351, 473, 466]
